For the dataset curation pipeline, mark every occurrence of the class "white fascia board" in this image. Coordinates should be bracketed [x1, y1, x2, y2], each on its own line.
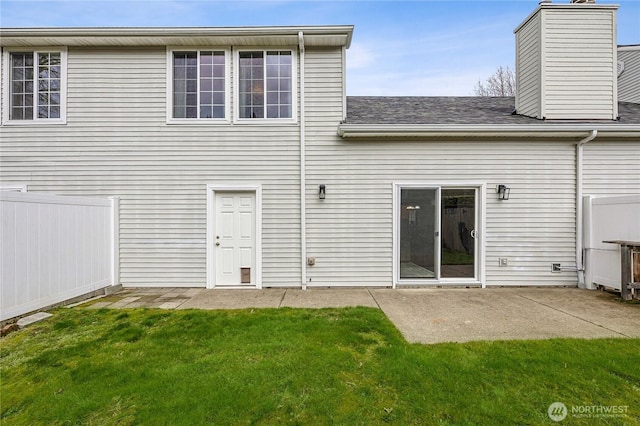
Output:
[337, 124, 640, 139]
[618, 45, 640, 52]
[0, 26, 354, 48]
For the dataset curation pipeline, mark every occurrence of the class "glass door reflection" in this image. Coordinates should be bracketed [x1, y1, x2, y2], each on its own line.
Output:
[400, 188, 438, 279]
[440, 188, 476, 278]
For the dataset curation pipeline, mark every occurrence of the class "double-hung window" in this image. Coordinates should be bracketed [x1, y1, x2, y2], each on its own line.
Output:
[238, 50, 293, 120]
[170, 50, 227, 120]
[3, 49, 66, 124]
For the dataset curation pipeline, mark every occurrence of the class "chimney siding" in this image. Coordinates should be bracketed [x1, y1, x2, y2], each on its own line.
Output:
[515, 4, 619, 120]
[515, 12, 542, 118]
[618, 47, 640, 103]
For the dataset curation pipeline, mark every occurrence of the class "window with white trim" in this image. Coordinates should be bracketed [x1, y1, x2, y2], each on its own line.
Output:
[238, 50, 293, 119]
[5, 49, 66, 122]
[171, 50, 226, 119]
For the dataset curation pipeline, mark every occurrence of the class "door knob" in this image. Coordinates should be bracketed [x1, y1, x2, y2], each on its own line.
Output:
[216, 242, 220, 246]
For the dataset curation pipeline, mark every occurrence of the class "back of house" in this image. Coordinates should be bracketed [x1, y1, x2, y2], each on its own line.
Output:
[1, 0, 639, 295]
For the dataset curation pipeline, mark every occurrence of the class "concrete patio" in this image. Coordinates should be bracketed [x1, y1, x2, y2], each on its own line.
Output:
[81, 287, 640, 344]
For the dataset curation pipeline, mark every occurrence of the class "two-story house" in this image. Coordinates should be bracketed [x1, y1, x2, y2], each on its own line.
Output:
[1, 1, 639, 292]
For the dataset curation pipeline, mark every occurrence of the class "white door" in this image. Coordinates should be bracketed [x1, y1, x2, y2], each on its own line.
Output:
[215, 192, 256, 286]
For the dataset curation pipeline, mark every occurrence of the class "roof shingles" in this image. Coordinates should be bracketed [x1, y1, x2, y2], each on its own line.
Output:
[345, 96, 640, 125]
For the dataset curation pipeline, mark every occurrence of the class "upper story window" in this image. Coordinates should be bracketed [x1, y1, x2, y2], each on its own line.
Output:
[238, 50, 293, 120]
[2, 48, 67, 124]
[170, 50, 228, 120]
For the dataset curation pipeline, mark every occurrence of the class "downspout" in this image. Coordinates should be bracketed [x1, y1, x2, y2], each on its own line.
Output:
[576, 129, 597, 287]
[299, 31, 307, 290]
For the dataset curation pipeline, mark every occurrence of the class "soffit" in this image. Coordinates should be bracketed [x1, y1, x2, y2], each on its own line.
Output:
[0, 26, 354, 48]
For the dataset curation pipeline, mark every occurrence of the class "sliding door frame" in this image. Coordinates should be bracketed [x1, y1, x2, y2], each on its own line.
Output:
[392, 182, 486, 288]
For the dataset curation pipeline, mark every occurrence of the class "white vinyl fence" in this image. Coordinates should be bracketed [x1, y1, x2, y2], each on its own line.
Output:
[1, 192, 119, 321]
[583, 194, 640, 290]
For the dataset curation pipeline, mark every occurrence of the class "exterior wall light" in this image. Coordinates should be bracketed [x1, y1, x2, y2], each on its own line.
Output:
[319, 184, 326, 199]
[497, 184, 510, 200]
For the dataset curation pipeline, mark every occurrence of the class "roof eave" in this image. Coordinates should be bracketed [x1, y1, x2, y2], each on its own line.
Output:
[337, 124, 640, 139]
[0, 25, 354, 48]
[618, 44, 640, 51]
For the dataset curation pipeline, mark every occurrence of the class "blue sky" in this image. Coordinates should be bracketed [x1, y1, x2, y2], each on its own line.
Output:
[1, 0, 638, 95]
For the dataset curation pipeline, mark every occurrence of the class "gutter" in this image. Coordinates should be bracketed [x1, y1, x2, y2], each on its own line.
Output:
[299, 31, 307, 290]
[337, 124, 640, 139]
[575, 130, 598, 287]
[0, 26, 354, 48]
[0, 26, 354, 37]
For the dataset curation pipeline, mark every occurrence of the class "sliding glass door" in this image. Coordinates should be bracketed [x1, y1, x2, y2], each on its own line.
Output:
[440, 188, 476, 278]
[400, 188, 439, 279]
[397, 185, 478, 283]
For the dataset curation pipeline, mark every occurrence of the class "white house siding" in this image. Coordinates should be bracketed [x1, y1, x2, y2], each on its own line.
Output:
[542, 8, 617, 120]
[307, 137, 578, 287]
[305, 47, 390, 287]
[515, 11, 541, 118]
[0, 46, 303, 287]
[582, 139, 640, 197]
[618, 48, 640, 103]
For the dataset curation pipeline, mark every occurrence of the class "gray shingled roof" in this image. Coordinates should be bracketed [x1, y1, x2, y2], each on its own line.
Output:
[345, 96, 640, 125]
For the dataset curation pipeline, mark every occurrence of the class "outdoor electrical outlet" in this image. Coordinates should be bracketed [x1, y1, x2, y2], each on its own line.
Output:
[499, 258, 508, 267]
[552, 263, 561, 273]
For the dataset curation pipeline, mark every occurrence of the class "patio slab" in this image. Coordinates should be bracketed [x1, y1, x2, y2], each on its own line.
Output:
[76, 286, 640, 344]
[280, 289, 378, 308]
[370, 287, 640, 344]
[510, 288, 640, 338]
[178, 289, 286, 310]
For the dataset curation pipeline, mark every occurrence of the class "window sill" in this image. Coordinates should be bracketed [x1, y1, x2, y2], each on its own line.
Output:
[165, 118, 299, 126]
[2, 119, 67, 126]
[167, 118, 231, 125]
[233, 118, 298, 125]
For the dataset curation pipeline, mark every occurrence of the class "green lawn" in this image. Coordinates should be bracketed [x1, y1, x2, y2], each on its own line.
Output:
[441, 248, 474, 265]
[1, 307, 639, 425]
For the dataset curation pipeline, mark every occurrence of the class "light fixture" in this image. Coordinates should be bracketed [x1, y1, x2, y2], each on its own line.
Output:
[406, 205, 420, 224]
[497, 184, 510, 201]
[319, 184, 326, 200]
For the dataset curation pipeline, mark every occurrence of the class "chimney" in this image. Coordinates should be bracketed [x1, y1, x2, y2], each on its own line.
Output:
[514, 1, 619, 120]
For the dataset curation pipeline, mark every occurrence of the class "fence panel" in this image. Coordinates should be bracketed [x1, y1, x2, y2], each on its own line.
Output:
[1, 192, 118, 321]
[583, 195, 640, 290]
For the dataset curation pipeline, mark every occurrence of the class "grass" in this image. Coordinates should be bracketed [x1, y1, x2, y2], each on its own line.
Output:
[441, 248, 474, 265]
[1, 307, 639, 425]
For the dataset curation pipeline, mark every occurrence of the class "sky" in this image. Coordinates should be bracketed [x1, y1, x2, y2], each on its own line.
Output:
[1, 0, 639, 96]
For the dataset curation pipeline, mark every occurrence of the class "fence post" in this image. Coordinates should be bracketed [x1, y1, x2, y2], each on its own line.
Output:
[582, 195, 594, 289]
[110, 197, 120, 287]
[621, 245, 632, 301]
